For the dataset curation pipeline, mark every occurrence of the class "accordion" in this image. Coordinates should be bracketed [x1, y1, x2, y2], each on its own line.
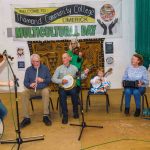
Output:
[122, 80, 139, 88]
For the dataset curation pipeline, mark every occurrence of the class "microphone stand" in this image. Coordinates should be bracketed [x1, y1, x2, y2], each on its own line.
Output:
[0, 51, 44, 150]
[70, 69, 103, 141]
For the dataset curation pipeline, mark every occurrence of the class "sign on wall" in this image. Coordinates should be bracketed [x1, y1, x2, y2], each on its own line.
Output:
[12, 0, 122, 41]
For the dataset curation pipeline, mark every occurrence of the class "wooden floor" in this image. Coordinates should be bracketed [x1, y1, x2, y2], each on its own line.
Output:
[0, 89, 150, 150]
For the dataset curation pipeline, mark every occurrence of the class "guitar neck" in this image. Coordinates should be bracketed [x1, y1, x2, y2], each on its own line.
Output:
[103, 68, 113, 77]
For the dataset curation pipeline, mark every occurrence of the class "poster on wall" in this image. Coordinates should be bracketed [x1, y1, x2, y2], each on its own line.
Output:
[11, 0, 122, 41]
[17, 47, 25, 70]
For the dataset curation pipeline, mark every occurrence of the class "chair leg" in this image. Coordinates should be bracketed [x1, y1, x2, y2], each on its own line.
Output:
[86, 94, 90, 112]
[141, 95, 144, 115]
[49, 97, 54, 111]
[48, 101, 51, 117]
[59, 98, 62, 117]
[30, 99, 34, 112]
[106, 94, 109, 113]
[144, 94, 149, 108]
[120, 91, 125, 112]
[56, 96, 62, 117]
[107, 94, 110, 107]
[89, 96, 91, 106]
[56, 97, 59, 110]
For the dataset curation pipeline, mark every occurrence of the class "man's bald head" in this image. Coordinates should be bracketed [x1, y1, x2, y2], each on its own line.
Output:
[62, 53, 71, 66]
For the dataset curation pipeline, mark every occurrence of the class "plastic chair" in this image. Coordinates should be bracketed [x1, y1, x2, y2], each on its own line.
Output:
[86, 90, 110, 113]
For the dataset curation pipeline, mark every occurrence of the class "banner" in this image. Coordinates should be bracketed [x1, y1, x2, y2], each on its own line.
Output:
[12, 0, 122, 41]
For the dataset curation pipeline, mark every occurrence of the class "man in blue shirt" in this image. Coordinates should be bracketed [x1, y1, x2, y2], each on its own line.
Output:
[20, 54, 51, 128]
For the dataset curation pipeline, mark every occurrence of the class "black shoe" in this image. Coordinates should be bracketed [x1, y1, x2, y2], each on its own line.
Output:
[62, 116, 68, 124]
[124, 108, 130, 115]
[20, 118, 31, 128]
[73, 113, 79, 119]
[43, 116, 52, 126]
[134, 108, 141, 117]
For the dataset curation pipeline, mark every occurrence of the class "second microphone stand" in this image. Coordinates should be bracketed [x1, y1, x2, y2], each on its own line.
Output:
[70, 69, 103, 141]
[0, 52, 44, 150]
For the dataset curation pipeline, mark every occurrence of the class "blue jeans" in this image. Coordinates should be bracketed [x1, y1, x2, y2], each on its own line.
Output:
[124, 87, 146, 109]
[59, 87, 78, 117]
[0, 99, 7, 120]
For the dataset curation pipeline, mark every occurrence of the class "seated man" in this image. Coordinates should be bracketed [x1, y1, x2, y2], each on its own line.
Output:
[20, 54, 51, 128]
[52, 53, 88, 124]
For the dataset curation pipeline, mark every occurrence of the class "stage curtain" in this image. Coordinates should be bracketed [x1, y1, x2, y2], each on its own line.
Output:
[135, 0, 150, 68]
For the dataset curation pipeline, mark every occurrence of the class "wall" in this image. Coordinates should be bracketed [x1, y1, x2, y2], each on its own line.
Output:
[0, 0, 135, 92]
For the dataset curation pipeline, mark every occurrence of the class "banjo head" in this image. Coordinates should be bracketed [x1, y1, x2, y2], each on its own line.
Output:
[61, 74, 76, 90]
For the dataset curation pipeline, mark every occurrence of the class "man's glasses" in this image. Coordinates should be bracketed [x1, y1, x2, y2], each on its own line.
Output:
[32, 60, 40, 63]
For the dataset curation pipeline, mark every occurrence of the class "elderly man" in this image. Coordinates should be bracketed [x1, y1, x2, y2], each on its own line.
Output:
[52, 53, 88, 124]
[20, 54, 51, 128]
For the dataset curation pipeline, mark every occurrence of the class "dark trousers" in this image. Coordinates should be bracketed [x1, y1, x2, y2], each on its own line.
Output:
[59, 87, 78, 117]
[76, 86, 81, 98]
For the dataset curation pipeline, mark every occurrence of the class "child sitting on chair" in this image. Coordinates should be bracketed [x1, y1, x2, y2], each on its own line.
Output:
[90, 68, 111, 93]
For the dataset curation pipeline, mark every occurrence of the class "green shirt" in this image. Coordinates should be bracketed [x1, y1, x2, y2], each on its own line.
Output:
[67, 50, 83, 86]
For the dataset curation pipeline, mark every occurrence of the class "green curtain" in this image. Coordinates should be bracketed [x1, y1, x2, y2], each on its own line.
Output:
[135, 0, 150, 68]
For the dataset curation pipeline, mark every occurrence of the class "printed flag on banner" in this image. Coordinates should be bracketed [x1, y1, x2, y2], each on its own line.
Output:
[12, 0, 122, 41]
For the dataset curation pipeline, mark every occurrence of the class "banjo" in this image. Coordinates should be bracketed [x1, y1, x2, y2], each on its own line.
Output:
[60, 74, 76, 90]
[60, 65, 96, 90]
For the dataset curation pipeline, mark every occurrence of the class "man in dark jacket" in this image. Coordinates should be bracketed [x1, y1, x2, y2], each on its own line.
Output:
[20, 54, 51, 128]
